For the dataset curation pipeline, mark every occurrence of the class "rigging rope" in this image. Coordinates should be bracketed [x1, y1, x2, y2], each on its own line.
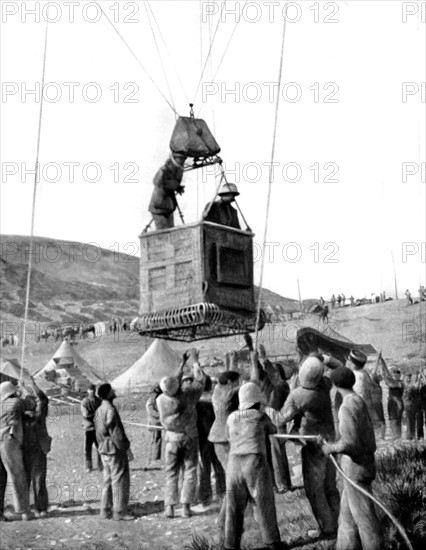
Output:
[197, 0, 248, 118]
[20, 22, 49, 379]
[211, 0, 247, 82]
[145, 0, 190, 107]
[254, 12, 288, 349]
[329, 454, 414, 550]
[96, 2, 178, 116]
[192, 0, 226, 105]
[143, 1, 177, 118]
[207, 7, 216, 135]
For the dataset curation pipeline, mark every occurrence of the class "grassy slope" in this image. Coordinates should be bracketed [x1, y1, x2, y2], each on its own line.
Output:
[0, 234, 307, 328]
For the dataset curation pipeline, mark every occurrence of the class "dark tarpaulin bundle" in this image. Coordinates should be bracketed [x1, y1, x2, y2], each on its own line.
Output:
[297, 326, 377, 363]
[169, 116, 220, 159]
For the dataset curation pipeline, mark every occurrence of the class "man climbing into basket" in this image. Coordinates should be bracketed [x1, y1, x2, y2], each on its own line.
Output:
[148, 152, 187, 230]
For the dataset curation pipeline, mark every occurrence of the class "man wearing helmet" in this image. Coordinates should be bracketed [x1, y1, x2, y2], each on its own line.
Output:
[203, 183, 241, 229]
[156, 349, 206, 519]
[0, 381, 31, 521]
[265, 356, 340, 538]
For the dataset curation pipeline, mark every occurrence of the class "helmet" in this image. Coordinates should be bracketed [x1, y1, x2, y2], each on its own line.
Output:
[238, 382, 262, 410]
[160, 376, 180, 397]
[299, 357, 324, 389]
[218, 183, 240, 197]
[0, 381, 18, 401]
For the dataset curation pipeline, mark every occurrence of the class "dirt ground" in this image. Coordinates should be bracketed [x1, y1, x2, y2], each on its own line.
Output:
[0, 395, 408, 550]
[1, 300, 424, 549]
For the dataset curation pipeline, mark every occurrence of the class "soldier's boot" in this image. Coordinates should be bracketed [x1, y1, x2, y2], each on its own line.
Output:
[85, 459, 92, 473]
[97, 453, 103, 471]
[164, 505, 174, 518]
[181, 504, 192, 518]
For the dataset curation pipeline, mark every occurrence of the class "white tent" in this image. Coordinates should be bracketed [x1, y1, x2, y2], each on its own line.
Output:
[112, 339, 181, 394]
[1, 357, 60, 395]
[34, 340, 102, 391]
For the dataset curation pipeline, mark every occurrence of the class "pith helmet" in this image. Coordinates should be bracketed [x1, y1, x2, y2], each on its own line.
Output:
[218, 183, 240, 196]
[299, 357, 324, 389]
[0, 381, 18, 401]
[160, 376, 180, 397]
[238, 382, 261, 410]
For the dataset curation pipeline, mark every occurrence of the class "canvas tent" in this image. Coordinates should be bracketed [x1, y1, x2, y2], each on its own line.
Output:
[34, 340, 102, 392]
[112, 339, 181, 394]
[0, 356, 57, 394]
[0, 357, 32, 384]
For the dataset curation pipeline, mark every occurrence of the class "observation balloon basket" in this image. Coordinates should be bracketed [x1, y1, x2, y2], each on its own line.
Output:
[137, 221, 265, 342]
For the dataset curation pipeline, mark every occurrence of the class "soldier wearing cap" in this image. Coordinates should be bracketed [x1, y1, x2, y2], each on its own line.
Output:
[347, 350, 377, 428]
[81, 384, 102, 472]
[148, 152, 187, 230]
[0, 381, 31, 521]
[203, 183, 241, 229]
[224, 377, 282, 550]
[379, 355, 404, 438]
[321, 366, 382, 550]
[94, 383, 132, 521]
[265, 356, 340, 537]
[156, 349, 205, 519]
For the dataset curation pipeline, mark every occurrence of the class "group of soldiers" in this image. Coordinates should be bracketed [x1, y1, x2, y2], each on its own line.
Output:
[0, 376, 51, 521]
[2, 344, 425, 550]
[136, 344, 411, 550]
[372, 353, 426, 440]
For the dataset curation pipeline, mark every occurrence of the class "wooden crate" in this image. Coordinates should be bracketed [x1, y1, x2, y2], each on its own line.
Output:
[139, 221, 255, 315]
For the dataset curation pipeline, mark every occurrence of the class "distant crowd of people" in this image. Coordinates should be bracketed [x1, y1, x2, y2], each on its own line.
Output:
[405, 286, 426, 305]
[317, 285, 426, 311]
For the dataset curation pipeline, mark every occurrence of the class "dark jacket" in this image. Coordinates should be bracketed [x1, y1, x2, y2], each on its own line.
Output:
[0, 396, 25, 443]
[94, 400, 130, 455]
[266, 379, 335, 441]
[148, 160, 184, 216]
[23, 387, 51, 454]
[81, 395, 101, 431]
[204, 201, 240, 229]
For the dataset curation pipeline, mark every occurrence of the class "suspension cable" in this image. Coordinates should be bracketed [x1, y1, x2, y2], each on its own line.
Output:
[192, 0, 226, 105]
[20, 22, 49, 379]
[142, 1, 177, 118]
[254, 13, 288, 349]
[211, 0, 247, 83]
[145, 0, 190, 107]
[96, 2, 178, 116]
[207, 7, 216, 135]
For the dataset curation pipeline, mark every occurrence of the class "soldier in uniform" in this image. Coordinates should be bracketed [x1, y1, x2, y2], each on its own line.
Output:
[321, 366, 382, 550]
[203, 183, 241, 229]
[148, 153, 187, 230]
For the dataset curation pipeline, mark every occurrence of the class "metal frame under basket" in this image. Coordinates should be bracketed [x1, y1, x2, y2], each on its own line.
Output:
[137, 302, 266, 342]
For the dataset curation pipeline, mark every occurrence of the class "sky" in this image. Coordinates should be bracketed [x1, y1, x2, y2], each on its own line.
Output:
[1, 0, 425, 301]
